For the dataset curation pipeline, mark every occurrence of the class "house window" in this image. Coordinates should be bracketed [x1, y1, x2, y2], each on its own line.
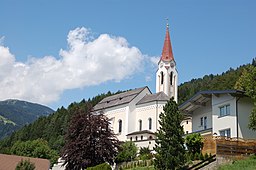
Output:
[186, 131, 189, 134]
[148, 118, 152, 130]
[130, 137, 132, 141]
[219, 129, 231, 138]
[200, 117, 203, 127]
[170, 72, 173, 85]
[200, 116, 207, 129]
[186, 121, 188, 124]
[118, 120, 122, 133]
[139, 119, 142, 131]
[219, 104, 230, 117]
[135, 136, 138, 141]
[141, 136, 143, 140]
[160, 72, 164, 85]
[204, 116, 207, 130]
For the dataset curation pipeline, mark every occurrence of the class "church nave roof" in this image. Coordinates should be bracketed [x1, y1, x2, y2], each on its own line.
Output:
[94, 86, 150, 111]
[136, 92, 169, 105]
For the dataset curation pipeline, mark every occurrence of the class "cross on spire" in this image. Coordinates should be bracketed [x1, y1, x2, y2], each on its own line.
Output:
[160, 19, 174, 62]
[166, 18, 169, 29]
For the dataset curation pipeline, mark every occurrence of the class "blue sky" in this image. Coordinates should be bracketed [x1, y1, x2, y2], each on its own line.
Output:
[0, 0, 255, 110]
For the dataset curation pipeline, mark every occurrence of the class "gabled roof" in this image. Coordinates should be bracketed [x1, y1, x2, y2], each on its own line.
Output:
[94, 86, 150, 111]
[0, 154, 50, 170]
[160, 23, 174, 62]
[179, 90, 245, 114]
[136, 92, 169, 105]
[127, 130, 155, 136]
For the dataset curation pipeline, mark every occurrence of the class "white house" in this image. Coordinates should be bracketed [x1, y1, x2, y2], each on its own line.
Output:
[179, 90, 256, 139]
[93, 24, 190, 150]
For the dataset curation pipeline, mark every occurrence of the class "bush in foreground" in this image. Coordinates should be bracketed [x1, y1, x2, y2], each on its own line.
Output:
[87, 163, 111, 170]
[16, 159, 35, 170]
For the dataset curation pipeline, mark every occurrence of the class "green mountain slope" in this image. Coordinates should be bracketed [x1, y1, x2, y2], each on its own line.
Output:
[178, 64, 248, 104]
[0, 99, 54, 139]
[0, 92, 117, 154]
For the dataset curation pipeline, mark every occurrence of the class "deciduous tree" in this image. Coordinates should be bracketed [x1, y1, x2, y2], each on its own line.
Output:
[62, 102, 119, 170]
[10, 139, 58, 165]
[235, 65, 256, 130]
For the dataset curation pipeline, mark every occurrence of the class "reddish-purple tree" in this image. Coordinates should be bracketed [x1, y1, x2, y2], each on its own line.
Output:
[62, 103, 119, 170]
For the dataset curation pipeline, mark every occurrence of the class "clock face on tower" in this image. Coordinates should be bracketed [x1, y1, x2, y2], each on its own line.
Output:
[170, 62, 175, 68]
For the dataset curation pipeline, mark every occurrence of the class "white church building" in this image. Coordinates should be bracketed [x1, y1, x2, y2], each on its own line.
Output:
[94, 24, 181, 150]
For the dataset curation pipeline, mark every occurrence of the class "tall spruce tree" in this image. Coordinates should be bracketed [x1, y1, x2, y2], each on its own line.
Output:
[62, 102, 119, 170]
[154, 98, 186, 170]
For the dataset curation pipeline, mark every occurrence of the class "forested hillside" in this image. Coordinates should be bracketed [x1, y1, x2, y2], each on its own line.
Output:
[0, 60, 253, 157]
[0, 91, 119, 154]
[178, 64, 248, 104]
[0, 100, 54, 139]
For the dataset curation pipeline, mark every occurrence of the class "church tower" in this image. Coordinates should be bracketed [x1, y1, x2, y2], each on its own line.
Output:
[156, 22, 178, 102]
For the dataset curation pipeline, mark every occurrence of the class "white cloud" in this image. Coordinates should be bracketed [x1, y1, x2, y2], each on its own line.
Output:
[0, 27, 144, 105]
[149, 56, 159, 67]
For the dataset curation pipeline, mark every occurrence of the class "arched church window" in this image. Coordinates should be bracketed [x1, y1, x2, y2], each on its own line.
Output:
[160, 72, 164, 85]
[139, 119, 142, 131]
[135, 136, 138, 141]
[141, 136, 143, 140]
[118, 119, 122, 133]
[148, 118, 152, 130]
[170, 72, 173, 85]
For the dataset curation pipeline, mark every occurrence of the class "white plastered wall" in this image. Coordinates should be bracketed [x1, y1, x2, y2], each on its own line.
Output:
[181, 118, 192, 134]
[135, 101, 166, 133]
[104, 104, 128, 141]
[156, 60, 178, 102]
[192, 100, 212, 132]
[238, 97, 256, 139]
[212, 94, 237, 137]
[127, 88, 151, 134]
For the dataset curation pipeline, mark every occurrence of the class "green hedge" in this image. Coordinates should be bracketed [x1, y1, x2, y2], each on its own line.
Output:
[87, 163, 111, 170]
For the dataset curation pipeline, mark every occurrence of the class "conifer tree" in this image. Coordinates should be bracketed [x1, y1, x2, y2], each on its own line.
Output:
[154, 98, 186, 170]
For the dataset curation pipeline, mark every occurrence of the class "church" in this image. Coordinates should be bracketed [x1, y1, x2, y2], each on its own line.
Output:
[94, 23, 185, 150]
[93, 23, 256, 153]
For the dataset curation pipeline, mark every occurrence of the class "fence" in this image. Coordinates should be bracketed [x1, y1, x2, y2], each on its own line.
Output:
[216, 137, 256, 157]
[201, 136, 256, 157]
[116, 159, 153, 170]
[202, 134, 216, 154]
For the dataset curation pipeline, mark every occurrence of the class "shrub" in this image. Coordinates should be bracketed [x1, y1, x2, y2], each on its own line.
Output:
[204, 153, 209, 160]
[87, 163, 111, 170]
[115, 141, 137, 163]
[185, 133, 204, 155]
[194, 152, 200, 160]
[199, 153, 204, 160]
[139, 147, 153, 161]
[16, 159, 35, 170]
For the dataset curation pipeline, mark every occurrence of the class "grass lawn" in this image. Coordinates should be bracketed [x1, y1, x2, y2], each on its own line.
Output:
[218, 156, 256, 170]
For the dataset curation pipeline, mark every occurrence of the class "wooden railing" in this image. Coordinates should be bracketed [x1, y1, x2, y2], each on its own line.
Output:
[216, 137, 256, 156]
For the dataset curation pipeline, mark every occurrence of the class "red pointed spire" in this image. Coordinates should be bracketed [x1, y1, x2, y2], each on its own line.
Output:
[160, 23, 174, 62]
